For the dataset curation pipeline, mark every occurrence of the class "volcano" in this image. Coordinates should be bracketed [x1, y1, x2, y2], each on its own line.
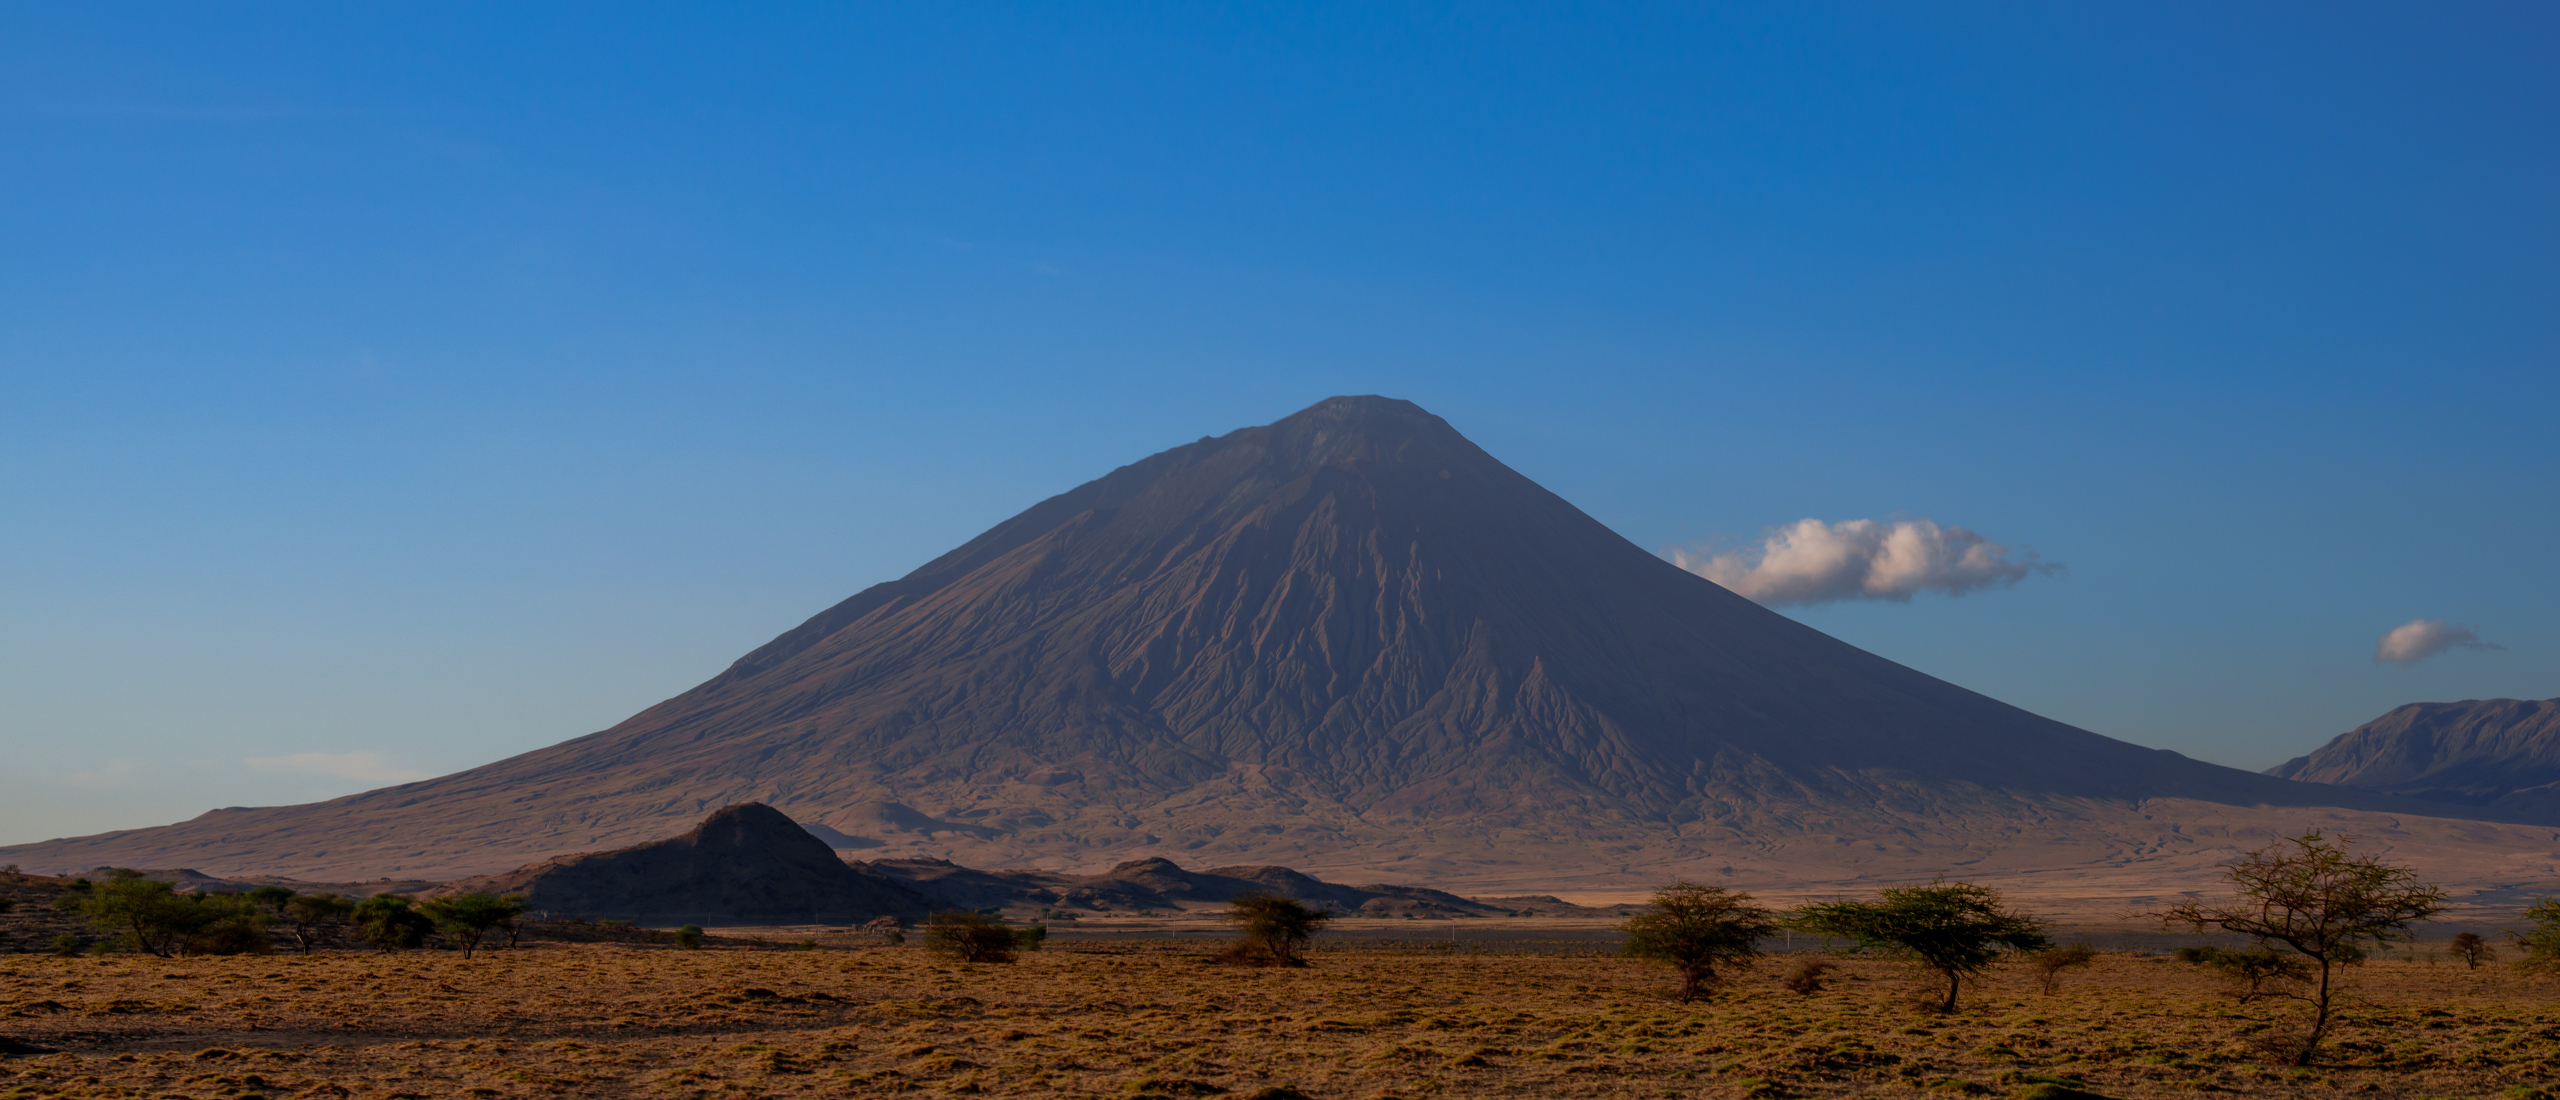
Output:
[8, 396, 2547, 897]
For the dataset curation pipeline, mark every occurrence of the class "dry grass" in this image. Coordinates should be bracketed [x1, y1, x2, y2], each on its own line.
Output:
[3, 945, 2556, 1099]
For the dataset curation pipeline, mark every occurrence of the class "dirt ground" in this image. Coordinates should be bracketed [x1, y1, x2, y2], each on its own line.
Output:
[3, 942, 2556, 1100]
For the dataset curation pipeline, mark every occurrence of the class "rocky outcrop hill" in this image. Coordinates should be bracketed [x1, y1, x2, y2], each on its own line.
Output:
[2267, 698, 2560, 817]
[431, 804, 935, 925]
[861, 856, 1507, 918]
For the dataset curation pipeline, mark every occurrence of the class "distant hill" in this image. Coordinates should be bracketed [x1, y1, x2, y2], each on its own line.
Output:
[2267, 699, 2560, 818]
[863, 855, 1513, 918]
[5, 396, 2550, 902]
[430, 803, 936, 925]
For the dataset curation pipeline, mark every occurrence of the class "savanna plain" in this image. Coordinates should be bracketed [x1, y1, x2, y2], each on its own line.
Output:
[4, 931, 2556, 1100]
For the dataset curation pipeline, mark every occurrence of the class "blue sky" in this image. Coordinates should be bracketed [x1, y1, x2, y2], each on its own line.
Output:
[4, 3, 2554, 846]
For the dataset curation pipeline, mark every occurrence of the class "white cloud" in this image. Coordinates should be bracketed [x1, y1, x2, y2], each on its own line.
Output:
[245, 751, 432, 785]
[1670, 517, 2058, 607]
[2373, 618, 2500, 665]
[64, 760, 135, 789]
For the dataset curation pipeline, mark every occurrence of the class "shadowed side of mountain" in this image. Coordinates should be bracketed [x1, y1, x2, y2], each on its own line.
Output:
[430, 803, 936, 926]
[2268, 698, 2560, 818]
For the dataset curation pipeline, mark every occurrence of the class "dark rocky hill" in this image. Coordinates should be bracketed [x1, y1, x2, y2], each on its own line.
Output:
[429, 804, 935, 925]
[2267, 698, 2560, 818]
[2, 396, 2540, 895]
[863, 856, 1504, 918]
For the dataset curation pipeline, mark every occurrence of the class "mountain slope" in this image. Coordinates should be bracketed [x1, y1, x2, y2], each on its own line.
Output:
[2268, 698, 2560, 818]
[4, 396, 2543, 892]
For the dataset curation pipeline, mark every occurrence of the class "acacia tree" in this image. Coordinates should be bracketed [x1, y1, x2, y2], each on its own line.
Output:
[924, 911, 1021, 964]
[2158, 831, 2445, 1063]
[1618, 883, 1778, 1003]
[1791, 880, 2049, 1013]
[1222, 894, 1332, 967]
[2448, 932, 2495, 970]
[281, 894, 354, 954]
[421, 893, 530, 958]
[75, 878, 210, 958]
[352, 894, 436, 953]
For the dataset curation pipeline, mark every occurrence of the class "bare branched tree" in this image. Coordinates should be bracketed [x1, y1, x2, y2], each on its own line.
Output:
[2157, 831, 2444, 1064]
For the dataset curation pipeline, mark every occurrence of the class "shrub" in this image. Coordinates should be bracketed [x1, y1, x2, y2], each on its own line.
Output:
[247, 885, 296, 914]
[420, 892, 530, 958]
[1791, 880, 2048, 1014]
[674, 925, 704, 949]
[50, 934, 84, 957]
[2205, 944, 2316, 1003]
[281, 893, 353, 954]
[185, 895, 276, 956]
[924, 911, 1020, 964]
[1013, 924, 1048, 952]
[351, 895, 435, 953]
[1219, 894, 1330, 967]
[1781, 956, 1836, 994]
[2027, 943, 2100, 994]
[1618, 882, 1778, 1003]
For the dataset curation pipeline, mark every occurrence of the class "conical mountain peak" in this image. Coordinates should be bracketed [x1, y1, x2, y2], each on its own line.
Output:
[0, 398, 2523, 885]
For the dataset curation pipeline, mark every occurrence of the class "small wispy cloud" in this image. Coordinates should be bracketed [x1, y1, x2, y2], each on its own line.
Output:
[1671, 517, 2059, 607]
[245, 751, 432, 785]
[2374, 618, 2501, 665]
[64, 760, 135, 789]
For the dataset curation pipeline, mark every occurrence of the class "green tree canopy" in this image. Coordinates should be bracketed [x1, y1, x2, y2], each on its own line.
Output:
[281, 893, 354, 954]
[420, 892, 530, 958]
[1791, 880, 2048, 1013]
[351, 894, 435, 953]
[1221, 893, 1332, 967]
[75, 878, 208, 958]
[1619, 883, 1778, 1003]
[70, 880, 272, 957]
[923, 910, 1020, 964]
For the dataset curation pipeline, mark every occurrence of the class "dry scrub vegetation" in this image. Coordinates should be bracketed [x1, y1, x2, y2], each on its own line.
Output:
[4, 944, 2558, 1100]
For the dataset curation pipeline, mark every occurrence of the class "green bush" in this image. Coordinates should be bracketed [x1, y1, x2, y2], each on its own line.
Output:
[351, 895, 435, 953]
[1013, 925, 1048, 951]
[925, 911, 1020, 964]
[420, 892, 530, 958]
[1791, 880, 2048, 1014]
[69, 878, 272, 957]
[281, 893, 353, 953]
[2026, 943, 2101, 994]
[674, 924, 704, 949]
[2203, 945, 2315, 1002]
[1219, 894, 1331, 968]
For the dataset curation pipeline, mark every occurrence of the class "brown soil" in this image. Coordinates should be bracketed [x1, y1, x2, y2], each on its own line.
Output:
[3, 944, 2555, 1099]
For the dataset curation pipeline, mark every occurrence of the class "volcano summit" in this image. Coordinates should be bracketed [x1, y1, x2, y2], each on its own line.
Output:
[7, 396, 2546, 896]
